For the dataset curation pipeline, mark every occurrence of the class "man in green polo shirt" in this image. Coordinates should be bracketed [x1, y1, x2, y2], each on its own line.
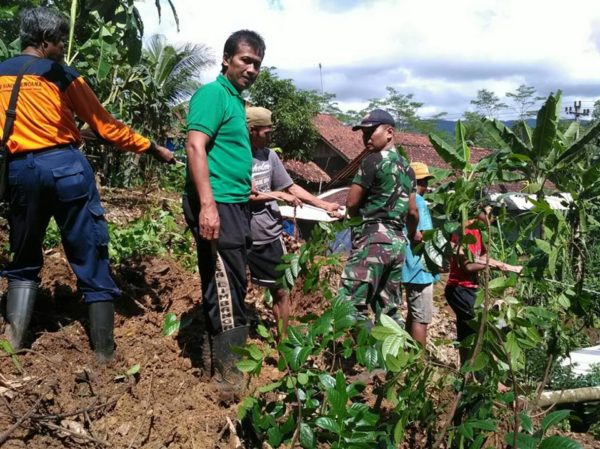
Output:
[183, 29, 265, 400]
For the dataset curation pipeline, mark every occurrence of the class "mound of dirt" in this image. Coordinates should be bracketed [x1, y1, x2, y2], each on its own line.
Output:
[1, 191, 598, 449]
[0, 251, 241, 449]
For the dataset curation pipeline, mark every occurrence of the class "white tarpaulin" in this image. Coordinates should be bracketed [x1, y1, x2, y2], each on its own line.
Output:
[489, 192, 573, 211]
[561, 345, 600, 376]
[279, 203, 345, 222]
[279, 187, 348, 222]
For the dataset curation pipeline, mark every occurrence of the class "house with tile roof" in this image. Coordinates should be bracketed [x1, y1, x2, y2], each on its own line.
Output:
[279, 114, 540, 201]
[311, 113, 492, 181]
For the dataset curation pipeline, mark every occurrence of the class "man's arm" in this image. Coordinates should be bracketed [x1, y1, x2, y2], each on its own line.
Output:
[186, 130, 219, 240]
[287, 184, 340, 212]
[346, 184, 366, 218]
[454, 242, 522, 274]
[68, 78, 174, 164]
[406, 192, 419, 241]
[473, 256, 523, 273]
[249, 189, 302, 207]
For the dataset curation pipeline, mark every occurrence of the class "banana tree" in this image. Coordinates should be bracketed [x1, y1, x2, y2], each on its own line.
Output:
[482, 90, 600, 197]
[482, 92, 600, 288]
[427, 120, 498, 225]
[66, 0, 179, 76]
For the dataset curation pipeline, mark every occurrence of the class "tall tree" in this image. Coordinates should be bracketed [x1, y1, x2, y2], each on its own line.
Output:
[505, 84, 544, 121]
[364, 87, 423, 131]
[143, 34, 213, 106]
[460, 111, 492, 147]
[248, 67, 321, 160]
[470, 88, 508, 119]
[592, 99, 600, 122]
[0, 1, 179, 64]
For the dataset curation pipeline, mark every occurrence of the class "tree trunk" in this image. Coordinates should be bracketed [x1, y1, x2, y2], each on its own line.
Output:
[536, 387, 600, 407]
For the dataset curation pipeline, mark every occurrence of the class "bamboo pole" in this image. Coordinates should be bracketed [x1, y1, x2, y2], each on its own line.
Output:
[536, 386, 600, 408]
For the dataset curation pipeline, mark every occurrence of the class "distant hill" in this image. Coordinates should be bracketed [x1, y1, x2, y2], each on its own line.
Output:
[434, 119, 537, 135]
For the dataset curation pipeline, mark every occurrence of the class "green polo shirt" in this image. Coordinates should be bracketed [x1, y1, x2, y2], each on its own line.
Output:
[184, 74, 252, 203]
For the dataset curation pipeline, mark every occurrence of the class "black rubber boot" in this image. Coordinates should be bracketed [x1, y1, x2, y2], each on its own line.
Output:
[212, 326, 249, 403]
[88, 301, 115, 363]
[5, 280, 37, 350]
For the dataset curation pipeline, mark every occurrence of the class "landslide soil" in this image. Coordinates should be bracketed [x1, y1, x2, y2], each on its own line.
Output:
[0, 190, 598, 449]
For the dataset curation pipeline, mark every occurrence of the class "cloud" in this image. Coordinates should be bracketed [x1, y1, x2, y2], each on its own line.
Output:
[137, 0, 600, 119]
[315, 0, 364, 13]
[408, 59, 556, 83]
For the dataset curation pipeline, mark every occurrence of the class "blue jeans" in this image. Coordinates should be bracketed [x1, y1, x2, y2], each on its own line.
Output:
[2, 146, 120, 302]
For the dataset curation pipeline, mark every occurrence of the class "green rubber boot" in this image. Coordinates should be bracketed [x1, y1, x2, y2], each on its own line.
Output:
[5, 280, 37, 350]
[89, 301, 115, 363]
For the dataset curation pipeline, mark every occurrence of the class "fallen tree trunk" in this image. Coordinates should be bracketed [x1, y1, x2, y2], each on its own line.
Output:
[537, 386, 600, 407]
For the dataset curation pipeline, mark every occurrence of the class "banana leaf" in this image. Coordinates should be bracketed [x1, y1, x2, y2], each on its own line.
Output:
[532, 91, 561, 158]
[557, 118, 600, 165]
[428, 133, 465, 170]
[483, 119, 532, 157]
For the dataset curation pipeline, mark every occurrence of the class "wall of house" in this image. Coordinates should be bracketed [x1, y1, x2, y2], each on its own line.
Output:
[311, 142, 348, 178]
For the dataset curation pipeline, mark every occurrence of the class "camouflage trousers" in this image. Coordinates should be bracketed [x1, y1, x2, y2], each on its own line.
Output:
[338, 224, 406, 322]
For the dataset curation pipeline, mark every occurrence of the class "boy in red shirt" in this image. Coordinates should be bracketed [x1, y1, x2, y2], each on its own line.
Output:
[445, 206, 522, 364]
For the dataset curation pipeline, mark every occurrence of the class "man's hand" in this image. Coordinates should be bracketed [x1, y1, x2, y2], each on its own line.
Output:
[150, 144, 176, 164]
[199, 202, 220, 240]
[412, 230, 424, 243]
[321, 201, 340, 213]
[280, 192, 303, 207]
[502, 263, 523, 274]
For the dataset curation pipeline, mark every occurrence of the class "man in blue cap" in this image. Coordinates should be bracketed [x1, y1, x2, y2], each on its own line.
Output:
[338, 109, 419, 322]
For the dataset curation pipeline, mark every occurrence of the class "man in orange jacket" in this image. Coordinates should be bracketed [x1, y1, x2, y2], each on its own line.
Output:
[0, 7, 174, 362]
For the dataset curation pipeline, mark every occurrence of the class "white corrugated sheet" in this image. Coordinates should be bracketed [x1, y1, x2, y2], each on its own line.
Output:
[489, 192, 573, 211]
[561, 345, 600, 376]
[279, 203, 344, 222]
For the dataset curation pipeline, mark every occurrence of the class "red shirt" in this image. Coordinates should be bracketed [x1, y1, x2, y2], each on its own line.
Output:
[447, 224, 485, 289]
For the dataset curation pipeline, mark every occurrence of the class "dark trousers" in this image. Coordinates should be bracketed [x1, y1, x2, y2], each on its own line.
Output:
[2, 147, 120, 302]
[445, 284, 478, 342]
[183, 196, 251, 334]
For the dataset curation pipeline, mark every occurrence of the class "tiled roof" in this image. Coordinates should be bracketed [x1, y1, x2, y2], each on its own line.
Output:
[311, 114, 558, 195]
[312, 114, 364, 160]
[283, 159, 331, 183]
[318, 187, 349, 205]
[312, 113, 492, 169]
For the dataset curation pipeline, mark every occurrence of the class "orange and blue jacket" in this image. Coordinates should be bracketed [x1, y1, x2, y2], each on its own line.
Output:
[0, 54, 150, 155]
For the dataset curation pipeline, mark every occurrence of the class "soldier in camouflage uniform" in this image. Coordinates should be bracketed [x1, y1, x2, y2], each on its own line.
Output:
[338, 109, 419, 321]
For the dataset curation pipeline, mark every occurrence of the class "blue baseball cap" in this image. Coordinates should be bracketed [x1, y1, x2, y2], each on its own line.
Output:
[352, 109, 395, 131]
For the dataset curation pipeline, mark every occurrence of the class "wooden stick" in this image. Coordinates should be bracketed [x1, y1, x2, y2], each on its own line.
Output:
[32, 396, 120, 421]
[0, 394, 44, 444]
[39, 421, 109, 446]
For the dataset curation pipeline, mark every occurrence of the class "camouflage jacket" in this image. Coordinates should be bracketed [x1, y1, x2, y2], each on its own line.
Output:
[352, 146, 415, 240]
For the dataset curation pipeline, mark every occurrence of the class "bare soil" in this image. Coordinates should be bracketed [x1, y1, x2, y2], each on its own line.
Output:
[1, 190, 598, 449]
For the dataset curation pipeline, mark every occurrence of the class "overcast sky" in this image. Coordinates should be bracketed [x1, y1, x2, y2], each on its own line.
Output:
[137, 0, 600, 121]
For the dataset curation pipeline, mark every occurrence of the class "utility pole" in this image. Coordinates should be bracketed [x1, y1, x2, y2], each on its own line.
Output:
[565, 101, 590, 140]
[318, 63, 324, 95]
[565, 100, 590, 123]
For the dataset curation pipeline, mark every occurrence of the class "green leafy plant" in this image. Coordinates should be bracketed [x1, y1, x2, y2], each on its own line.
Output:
[162, 312, 193, 337]
[506, 410, 582, 449]
[43, 218, 62, 250]
[114, 363, 141, 382]
[237, 93, 598, 448]
[108, 205, 195, 269]
[0, 339, 23, 373]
